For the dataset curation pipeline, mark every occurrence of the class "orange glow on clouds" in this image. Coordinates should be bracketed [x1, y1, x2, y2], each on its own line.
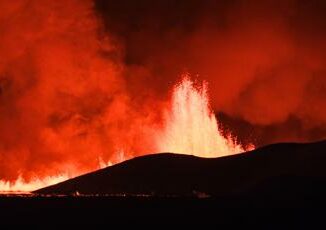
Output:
[0, 75, 251, 192]
[1, 0, 323, 192]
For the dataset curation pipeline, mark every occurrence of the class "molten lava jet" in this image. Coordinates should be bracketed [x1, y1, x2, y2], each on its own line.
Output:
[0, 75, 250, 192]
[0, 0, 325, 197]
[156, 75, 246, 157]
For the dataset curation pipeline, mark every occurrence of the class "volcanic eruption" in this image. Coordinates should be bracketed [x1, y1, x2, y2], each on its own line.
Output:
[0, 74, 246, 191]
[156, 75, 247, 157]
[0, 0, 325, 194]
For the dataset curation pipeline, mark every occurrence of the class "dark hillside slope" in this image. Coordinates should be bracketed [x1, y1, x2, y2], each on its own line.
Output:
[35, 140, 326, 198]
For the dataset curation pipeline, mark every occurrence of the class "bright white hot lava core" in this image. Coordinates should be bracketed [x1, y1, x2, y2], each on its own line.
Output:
[156, 74, 247, 157]
[0, 75, 251, 192]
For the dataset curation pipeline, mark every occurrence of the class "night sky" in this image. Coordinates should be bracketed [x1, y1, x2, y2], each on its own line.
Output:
[0, 0, 325, 181]
[95, 0, 326, 146]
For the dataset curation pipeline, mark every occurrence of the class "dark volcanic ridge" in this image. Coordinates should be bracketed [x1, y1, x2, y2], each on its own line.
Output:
[34, 140, 326, 198]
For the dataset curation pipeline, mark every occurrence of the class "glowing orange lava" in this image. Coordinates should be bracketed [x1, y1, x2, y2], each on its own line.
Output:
[156, 74, 250, 157]
[0, 174, 69, 193]
[0, 75, 253, 193]
[0, 149, 128, 193]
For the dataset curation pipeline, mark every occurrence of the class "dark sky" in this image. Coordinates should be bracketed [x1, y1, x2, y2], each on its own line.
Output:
[0, 0, 325, 181]
[94, 0, 326, 146]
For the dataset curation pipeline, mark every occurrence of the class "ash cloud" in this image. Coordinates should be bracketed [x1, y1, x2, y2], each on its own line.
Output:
[0, 0, 158, 181]
[0, 0, 325, 181]
[96, 0, 326, 145]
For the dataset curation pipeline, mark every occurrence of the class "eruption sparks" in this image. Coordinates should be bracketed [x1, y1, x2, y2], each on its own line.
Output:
[0, 75, 249, 192]
[157, 75, 245, 157]
[1, 0, 324, 193]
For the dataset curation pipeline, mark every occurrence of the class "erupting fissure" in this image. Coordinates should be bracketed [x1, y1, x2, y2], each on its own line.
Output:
[1, 0, 324, 195]
[0, 75, 251, 192]
[156, 75, 246, 157]
[0, 174, 69, 193]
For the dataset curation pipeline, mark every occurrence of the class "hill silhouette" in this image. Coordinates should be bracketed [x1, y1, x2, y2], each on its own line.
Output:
[34, 140, 326, 197]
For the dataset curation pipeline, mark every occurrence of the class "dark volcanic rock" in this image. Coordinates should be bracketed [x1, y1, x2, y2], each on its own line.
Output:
[34, 140, 326, 197]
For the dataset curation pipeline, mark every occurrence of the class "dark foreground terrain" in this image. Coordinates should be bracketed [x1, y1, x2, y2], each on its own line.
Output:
[36, 140, 326, 197]
[1, 140, 326, 226]
[0, 194, 325, 226]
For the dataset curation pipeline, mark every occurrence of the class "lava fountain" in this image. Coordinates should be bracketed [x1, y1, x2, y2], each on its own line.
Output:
[0, 75, 251, 192]
[0, 174, 69, 193]
[156, 74, 247, 157]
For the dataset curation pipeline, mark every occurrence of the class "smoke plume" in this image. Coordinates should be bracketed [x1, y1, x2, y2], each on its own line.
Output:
[0, 0, 325, 182]
[0, 0, 158, 181]
[96, 0, 326, 145]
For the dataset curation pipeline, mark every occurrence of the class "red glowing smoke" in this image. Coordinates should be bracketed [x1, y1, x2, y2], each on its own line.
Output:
[97, 0, 325, 144]
[0, 0, 325, 185]
[0, 0, 159, 182]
